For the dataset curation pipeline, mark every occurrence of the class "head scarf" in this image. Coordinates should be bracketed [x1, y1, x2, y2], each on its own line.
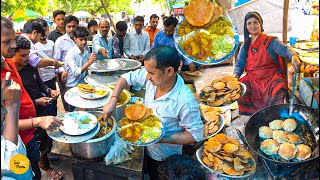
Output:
[243, 12, 264, 58]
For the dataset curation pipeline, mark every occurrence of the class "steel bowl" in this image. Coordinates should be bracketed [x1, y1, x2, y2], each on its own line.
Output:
[70, 111, 117, 160]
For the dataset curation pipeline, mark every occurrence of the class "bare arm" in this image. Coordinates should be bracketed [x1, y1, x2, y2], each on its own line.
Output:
[2, 76, 21, 145]
[103, 77, 128, 119]
[158, 131, 197, 145]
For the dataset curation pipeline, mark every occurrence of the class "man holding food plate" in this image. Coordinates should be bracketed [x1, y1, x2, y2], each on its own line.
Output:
[103, 45, 204, 179]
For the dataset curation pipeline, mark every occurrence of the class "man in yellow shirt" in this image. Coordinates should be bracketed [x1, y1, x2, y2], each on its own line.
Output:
[145, 14, 160, 48]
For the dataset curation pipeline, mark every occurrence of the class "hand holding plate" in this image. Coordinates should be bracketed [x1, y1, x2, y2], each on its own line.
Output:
[39, 116, 64, 131]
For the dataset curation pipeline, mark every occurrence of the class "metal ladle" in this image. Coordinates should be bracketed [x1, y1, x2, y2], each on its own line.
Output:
[289, 72, 298, 115]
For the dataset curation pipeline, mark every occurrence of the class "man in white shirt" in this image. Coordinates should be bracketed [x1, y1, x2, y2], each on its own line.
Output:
[35, 18, 58, 116]
[123, 16, 150, 64]
[54, 15, 79, 112]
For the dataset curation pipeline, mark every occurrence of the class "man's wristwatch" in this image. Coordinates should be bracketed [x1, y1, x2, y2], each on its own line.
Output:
[46, 88, 52, 95]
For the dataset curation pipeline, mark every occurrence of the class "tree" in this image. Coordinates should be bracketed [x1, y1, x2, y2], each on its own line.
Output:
[1, 0, 49, 16]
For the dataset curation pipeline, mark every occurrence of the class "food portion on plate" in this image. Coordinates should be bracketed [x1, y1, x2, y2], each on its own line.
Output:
[58, 111, 98, 136]
[183, 0, 222, 27]
[185, 71, 202, 77]
[175, 0, 238, 64]
[293, 42, 319, 51]
[198, 133, 256, 177]
[199, 104, 224, 138]
[117, 104, 164, 145]
[259, 118, 313, 162]
[199, 75, 244, 107]
[77, 84, 109, 100]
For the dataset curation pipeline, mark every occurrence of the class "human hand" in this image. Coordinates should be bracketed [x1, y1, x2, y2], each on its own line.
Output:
[36, 97, 52, 107]
[54, 59, 62, 69]
[61, 71, 67, 82]
[138, 55, 144, 63]
[292, 55, 301, 72]
[233, 74, 240, 79]
[2, 72, 21, 107]
[130, 54, 136, 59]
[100, 48, 109, 58]
[38, 116, 63, 131]
[50, 90, 60, 98]
[188, 62, 196, 72]
[102, 101, 117, 121]
[89, 53, 97, 63]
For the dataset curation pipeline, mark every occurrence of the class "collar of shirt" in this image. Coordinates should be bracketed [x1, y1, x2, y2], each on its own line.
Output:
[154, 74, 184, 102]
[61, 33, 74, 42]
[74, 44, 89, 56]
[21, 34, 36, 49]
[96, 32, 110, 39]
[54, 28, 64, 35]
[133, 29, 143, 35]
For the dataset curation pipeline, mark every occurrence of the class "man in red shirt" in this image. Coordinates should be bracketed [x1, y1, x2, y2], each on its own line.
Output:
[1, 16, 63, 180]
[145, 14, 160, 47]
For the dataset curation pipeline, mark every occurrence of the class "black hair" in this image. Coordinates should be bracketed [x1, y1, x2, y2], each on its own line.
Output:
[22, 19, 45, 36]
[150, 14, 159, 20]
[134, 16, 144, 23]
[163, 17, 178, 27]
[243, 11, 264, 59]
[116, 21, 128, 31]
[53, 10, 66, 19]
[64, 15, 79, 28]
[1, 16, 14, 31]
[144, 45, 180, 72]
[87, 19, 98, 29]
[72, 26, 89, 38]
[36, 18, 48, 28]
[157, 154, 206, 180]
[15, 35, 31, 53]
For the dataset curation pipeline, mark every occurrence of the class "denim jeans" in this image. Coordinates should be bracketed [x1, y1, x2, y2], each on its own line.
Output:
[26, 137, 41, 180]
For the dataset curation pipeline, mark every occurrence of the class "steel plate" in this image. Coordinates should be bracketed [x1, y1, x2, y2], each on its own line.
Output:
[89, 59, 126, 72]
[47, 120, 100, 143]
[84, 74, 118, 86]
[174, 16, 239, 65]
[64, 86, 112, 108]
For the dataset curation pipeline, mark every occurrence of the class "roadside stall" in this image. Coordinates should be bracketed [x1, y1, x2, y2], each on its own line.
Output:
[47, 0, 318, 179]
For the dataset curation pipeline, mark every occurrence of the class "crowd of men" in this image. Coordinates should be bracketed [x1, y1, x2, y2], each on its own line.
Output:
[1, 9, 200, 180]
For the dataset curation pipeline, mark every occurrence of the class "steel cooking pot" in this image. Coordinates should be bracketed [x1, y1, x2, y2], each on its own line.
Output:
[70, 111, 117, 160]
[240, 104, 319, 165]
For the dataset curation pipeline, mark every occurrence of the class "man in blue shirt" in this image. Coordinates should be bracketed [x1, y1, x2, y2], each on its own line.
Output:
[152, 17, 196, 72]
[103, 46, 203, 179]
[92, 20, 113, 60]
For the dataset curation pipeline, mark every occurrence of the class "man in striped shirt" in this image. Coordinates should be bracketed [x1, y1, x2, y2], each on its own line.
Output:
[103, 45, 204, 179]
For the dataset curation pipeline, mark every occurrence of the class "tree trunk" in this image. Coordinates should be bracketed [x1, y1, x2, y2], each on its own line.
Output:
[99, 0, 116, 31]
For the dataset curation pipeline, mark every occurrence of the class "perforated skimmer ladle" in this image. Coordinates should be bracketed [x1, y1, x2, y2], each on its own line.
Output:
[289, 72, 298, 115]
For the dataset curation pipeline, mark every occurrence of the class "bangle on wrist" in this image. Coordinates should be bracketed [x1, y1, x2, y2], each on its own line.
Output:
[111, 96, 118, 99]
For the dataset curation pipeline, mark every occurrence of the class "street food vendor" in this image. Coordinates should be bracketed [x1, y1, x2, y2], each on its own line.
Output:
[103, 45, 204, 179]
[233, 12, 301, 116]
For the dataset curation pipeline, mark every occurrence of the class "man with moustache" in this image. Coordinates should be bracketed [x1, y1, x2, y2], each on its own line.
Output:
[54, 15, 79, 112]
[124, 16, 150, 63]
[145, 14, 160, 47]
[103, 46, 203, 179]
[92, 19, 113, 60]
[1, 16, 63, 180]
[48, 10, 66, 42]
